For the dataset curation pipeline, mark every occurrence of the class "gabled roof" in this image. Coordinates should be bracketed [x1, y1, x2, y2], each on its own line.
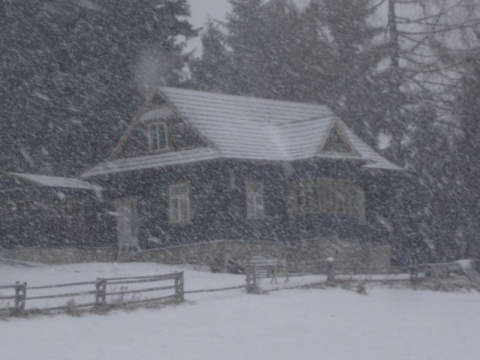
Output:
[82, 87, 402, 177]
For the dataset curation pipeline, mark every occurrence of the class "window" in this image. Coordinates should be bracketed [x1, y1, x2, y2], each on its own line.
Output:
[169, 182, 191, 224]
[318, 179, 365, 219]
[148, 122, 167, 152]
[246, 180, 264, 220]
[288, 178, 365, 221]
[288, 179, 316, 215]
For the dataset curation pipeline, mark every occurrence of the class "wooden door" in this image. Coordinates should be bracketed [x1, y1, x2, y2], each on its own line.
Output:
[115, 197, 140, 252]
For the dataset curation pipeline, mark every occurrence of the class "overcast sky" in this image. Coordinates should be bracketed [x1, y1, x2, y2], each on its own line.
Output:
[185, 0, 312, 54]
[185, 0, 231, 54]
[188, 0, 231, 26]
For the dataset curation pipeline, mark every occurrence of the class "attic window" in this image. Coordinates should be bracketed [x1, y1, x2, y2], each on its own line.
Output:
[148, 122, 167, 152]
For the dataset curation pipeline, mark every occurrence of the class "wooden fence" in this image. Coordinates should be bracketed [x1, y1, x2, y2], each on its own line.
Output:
[244, 258, 474, 293]
[0, 282, 27, 314]
[0, 272, 183, 316]
[2, 260, 474, 315]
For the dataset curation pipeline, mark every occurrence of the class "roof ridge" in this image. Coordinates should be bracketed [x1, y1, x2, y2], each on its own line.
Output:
[276, 114, 333, 126]
[158, 86, 326, 109]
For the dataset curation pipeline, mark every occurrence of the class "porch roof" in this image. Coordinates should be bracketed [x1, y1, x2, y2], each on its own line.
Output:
[8, 173, 103, 191]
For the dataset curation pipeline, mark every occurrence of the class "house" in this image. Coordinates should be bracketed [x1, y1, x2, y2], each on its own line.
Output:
[79, 87, 404, 261]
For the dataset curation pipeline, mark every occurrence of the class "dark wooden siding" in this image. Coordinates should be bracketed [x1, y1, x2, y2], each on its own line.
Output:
[0, 187, 113, 248]
[97, 158, 396, 248]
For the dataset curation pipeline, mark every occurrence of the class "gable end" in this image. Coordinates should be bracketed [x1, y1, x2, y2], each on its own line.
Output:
[319, 120, 359, 156]
[107, 89, 212, 161]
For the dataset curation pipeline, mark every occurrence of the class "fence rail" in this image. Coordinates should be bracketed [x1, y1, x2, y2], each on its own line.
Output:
[244, 257, 473, 293]
[185, 285, 246, 294]
[0, 284, 17, 290]
[29, 281, 97, 290]
[0, 272, 183, 316]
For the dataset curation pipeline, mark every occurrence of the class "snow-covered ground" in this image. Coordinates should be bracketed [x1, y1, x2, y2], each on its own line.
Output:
[1, 262, 479, 360]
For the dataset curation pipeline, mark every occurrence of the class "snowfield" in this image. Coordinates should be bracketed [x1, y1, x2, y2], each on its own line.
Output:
[1, 262, 479, 360]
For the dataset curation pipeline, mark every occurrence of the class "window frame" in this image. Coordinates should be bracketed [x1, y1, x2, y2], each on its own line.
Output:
[288, 179, 317, 215]
[168, 182, 191, 224]
[318, 178, 365, 219]
[288, 177, 365, 221]
[147, 121, 168, 153]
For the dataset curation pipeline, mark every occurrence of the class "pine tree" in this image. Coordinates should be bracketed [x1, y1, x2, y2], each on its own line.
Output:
[304, 0, 389, 145]
[189, 20, 234, 93]
[0, 0, 197, 175]
[190, 0, 390, 134]
[191, 0, 310, 100]
[451, 44, 480, 259]
[223, 0, 266, 96]
[377, 0, 480, 259]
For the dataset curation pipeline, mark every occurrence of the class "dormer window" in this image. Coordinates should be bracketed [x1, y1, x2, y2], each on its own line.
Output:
[148, 122, 167, 152]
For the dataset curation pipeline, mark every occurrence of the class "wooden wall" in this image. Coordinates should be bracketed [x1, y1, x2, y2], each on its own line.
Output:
[98, 158, 398, 249]
[0, 187, 114, 249]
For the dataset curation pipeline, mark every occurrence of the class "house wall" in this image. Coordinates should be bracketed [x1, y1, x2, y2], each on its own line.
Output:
[0, 239, 392, 267]
[1, 158, 397, 254]
[97, 158, 396, 249]
[0, 188, 114, 249]
[131, 239, 392, 268]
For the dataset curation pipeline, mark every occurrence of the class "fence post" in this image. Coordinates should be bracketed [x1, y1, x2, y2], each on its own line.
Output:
[14, 281, 27, 312]
[409, 264, 420, 283]
[326, 258, 335, 286]
[245, 267, 259, 294]
[174, 272, 184, 302]
[95, 278, 107, 306]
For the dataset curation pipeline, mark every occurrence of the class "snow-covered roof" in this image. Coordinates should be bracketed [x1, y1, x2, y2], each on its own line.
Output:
[83, 148, 220, 175]
[9, 173, 103, 191]
[82, 87, 402, 177]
